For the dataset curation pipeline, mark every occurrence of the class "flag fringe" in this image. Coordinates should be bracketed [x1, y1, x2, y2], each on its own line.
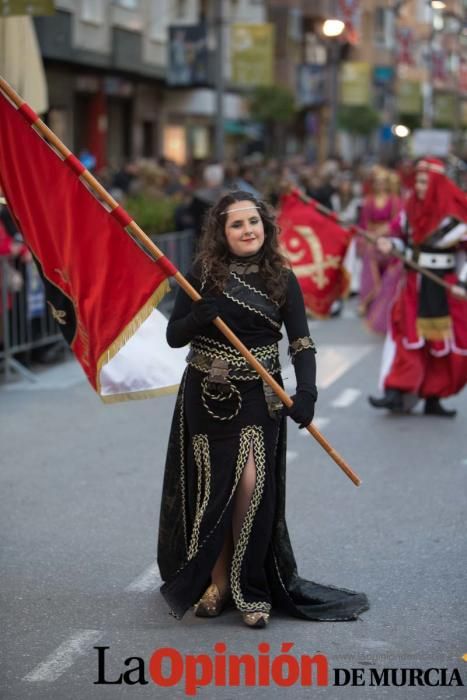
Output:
[96, 278, 170, 394]
[100, 383, 180, 404]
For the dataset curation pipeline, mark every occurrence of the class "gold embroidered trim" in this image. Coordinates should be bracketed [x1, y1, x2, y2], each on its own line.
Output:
[187, 435, 211, 560]
[190, 336, 280, 371]
[230, 271, 280, 307]
[416, 316, 452, 341]
[223, 289, 282, 330]
[288, 336, 316, 360]
[230, 426, 271, 614]
[100, 383, 179, 404]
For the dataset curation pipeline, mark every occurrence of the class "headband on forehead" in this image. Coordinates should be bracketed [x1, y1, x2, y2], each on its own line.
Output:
[220, 205, 260, 216]
[416, 159, 446, 175]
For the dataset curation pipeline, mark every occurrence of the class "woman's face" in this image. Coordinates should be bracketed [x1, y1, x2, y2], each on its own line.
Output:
[373, 175, 387, 194]
[224, 200, 265, 257]
[415, 172, 429, 200]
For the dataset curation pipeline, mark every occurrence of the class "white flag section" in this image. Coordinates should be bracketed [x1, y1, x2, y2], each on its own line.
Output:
[99, 308, 186, 402]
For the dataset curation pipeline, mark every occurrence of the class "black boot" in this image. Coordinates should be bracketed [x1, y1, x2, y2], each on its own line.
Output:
[424, 397, 457, 417]
[368, 388, 403, 412]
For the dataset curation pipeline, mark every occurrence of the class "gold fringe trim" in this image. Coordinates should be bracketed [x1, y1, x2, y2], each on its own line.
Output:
[416, 316, 452, 341]
[96, 278, 170, 395]
[100, 382, 180, 404]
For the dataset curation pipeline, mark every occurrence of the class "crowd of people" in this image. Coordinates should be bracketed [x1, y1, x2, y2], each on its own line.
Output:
[2, 152, 466, 403]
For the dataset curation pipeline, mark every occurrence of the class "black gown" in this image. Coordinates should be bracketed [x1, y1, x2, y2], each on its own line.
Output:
[157, 256, 369, 621]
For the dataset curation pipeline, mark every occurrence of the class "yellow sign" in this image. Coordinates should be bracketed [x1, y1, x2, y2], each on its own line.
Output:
[434, 93, 456, 127]
[340, 62, 371, 106]
[397, 80, 422, 115]
[0, 0, 54, 15]
[231, 24, 274, 87]
[461, 101, 467, 127]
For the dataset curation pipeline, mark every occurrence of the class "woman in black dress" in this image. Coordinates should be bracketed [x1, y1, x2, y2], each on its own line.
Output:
[157, 191, 368, 628]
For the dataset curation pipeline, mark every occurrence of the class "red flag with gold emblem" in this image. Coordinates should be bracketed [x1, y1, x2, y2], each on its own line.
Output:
[0, 82, 186, 401]
[278, 190, 352, 318]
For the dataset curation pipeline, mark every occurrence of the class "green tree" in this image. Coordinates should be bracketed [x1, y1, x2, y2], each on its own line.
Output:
[249, 85, 296, 156]
[337, 105, 380, 135]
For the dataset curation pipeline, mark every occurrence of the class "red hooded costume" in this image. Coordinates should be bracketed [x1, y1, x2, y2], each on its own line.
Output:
[382, 158, 467, 400]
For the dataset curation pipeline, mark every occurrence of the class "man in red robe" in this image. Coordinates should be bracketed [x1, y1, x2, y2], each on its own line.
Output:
[369, 158, 467, 416]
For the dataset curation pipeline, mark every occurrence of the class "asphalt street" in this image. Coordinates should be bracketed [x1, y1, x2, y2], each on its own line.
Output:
[1, 302, 466, 699]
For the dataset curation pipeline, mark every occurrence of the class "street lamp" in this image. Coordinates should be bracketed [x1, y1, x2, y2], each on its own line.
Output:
[323, 19, 345, 38]
[431, 1, 446, 9]
[392, 124, 410, 138]
[322, 18, 345, 158]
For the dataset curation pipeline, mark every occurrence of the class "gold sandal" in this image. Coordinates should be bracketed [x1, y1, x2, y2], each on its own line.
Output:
[242, 611, 270, 628]
[194, 584, 231, 617]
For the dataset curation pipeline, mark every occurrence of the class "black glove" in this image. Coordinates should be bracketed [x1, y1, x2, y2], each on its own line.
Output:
[286, 389, 316, 429]
[191, 297, 219, 327]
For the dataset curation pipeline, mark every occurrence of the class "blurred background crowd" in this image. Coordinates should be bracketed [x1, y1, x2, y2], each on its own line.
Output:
[1, 0, 467, 375]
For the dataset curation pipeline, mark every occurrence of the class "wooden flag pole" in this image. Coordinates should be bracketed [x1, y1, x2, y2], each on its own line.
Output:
[297, 189, 467, 302]
[0, 77, 361, 487]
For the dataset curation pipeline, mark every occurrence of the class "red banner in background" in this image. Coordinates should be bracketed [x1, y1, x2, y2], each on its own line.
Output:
[278, 191, 352, 318]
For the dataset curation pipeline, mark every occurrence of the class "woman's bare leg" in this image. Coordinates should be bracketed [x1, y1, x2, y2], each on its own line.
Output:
[209, 445, 256, 593]
[232, 444, 256, 544]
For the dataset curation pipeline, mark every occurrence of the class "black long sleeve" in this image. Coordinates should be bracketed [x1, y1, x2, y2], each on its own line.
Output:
[281, 272, 317, 397]
[167, 267, 317, 400]
[166, 272, 201, 348]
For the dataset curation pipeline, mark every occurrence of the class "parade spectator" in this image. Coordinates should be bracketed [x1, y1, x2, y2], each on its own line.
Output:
[358, 166, 403, 335]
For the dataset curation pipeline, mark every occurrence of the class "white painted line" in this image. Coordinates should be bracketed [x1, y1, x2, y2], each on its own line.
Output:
[23, 630, 103, 682]
[331, 388, 361, 408]
[299, 417, 330, 435]
[314, 417, 330, 430]
[286, 450, 298, 463]
[125, 561, 162, 592]
[282, 346, 372, 392]
[316, 345, 372, 389]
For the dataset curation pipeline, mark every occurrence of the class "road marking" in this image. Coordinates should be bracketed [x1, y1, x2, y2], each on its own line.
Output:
[282, 345, 372, 392]
[125, 561, 162, 592]
[331, 388, 361, 408]
[23, 630, 103, 682]
[299, 417, 330, 436]
[317, 345, 372, 389]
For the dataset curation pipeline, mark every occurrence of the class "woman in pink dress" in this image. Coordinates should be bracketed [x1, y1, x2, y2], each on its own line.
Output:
[358, 166, 403, 335]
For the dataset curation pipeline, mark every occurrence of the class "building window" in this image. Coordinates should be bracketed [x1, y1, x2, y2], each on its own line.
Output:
[174, 0, 187, 19]
[150, 0, 169, 41]
[374, 7, 394, 48]
[81, 0, 105, 23]
[163, 125, 187, 165]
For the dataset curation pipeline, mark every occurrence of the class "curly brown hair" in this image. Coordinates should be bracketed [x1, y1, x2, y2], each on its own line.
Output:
[195, 190, 290, 304]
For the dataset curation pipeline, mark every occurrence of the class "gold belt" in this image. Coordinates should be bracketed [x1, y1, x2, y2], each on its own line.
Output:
[187, 336, 281, 381]
[186, 336, 283, 421]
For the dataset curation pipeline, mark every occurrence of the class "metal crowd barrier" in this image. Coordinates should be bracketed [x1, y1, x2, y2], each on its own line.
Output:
[150, 228, 195, 315]
[0, 257, 65, 382]
[0, 229, 194, 383]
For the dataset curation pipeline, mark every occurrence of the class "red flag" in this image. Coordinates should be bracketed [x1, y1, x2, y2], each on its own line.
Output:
[0, 86, 186, 401]
[278, 191, 352, 318]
